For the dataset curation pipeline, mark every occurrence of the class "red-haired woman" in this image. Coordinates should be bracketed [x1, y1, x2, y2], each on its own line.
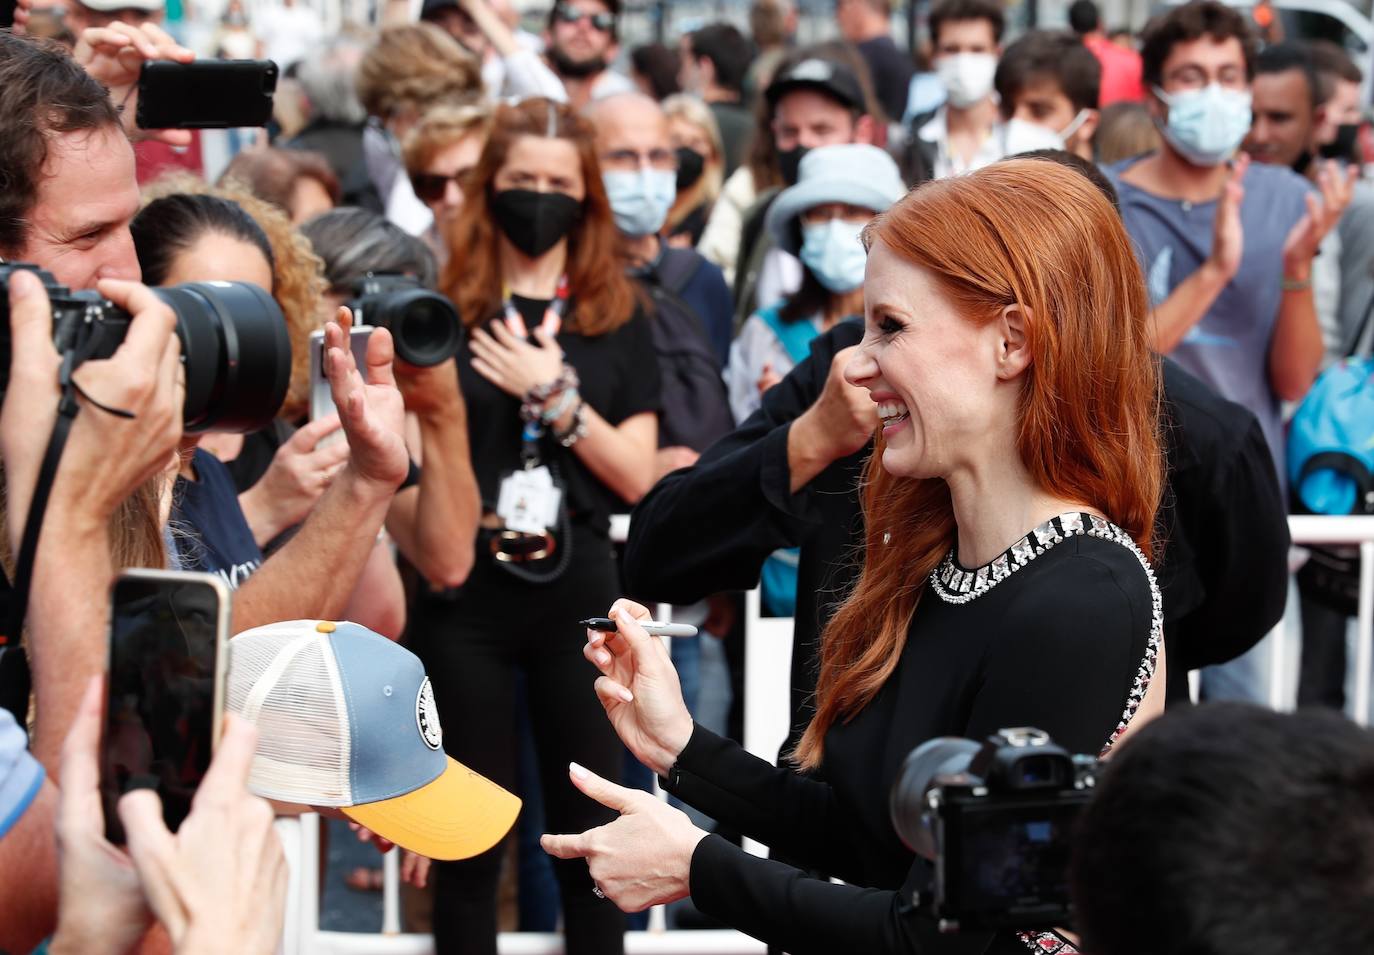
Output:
[413, 98, 659, 955]
[542, 160, 1167, 955]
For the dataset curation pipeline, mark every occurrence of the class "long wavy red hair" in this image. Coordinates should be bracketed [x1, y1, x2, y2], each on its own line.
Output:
[793, 159, 1164, 769]
[441, 97, 636, 336]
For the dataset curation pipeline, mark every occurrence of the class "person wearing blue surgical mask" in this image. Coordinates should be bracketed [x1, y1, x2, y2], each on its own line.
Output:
[725, 143, 905, 425]
[1105, 0, 1355, 708]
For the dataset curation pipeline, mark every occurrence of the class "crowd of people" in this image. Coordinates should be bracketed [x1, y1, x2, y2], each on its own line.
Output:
[2, 0, 1374, 952]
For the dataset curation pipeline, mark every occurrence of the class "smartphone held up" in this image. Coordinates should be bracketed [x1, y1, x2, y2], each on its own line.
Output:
[137, 59, 277, 130]
[100, 569, 231, 844]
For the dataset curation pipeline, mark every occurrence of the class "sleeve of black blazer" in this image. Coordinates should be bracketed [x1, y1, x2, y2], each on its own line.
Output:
[623, 323, 859, 604]
[1174, 411, 1290, 669]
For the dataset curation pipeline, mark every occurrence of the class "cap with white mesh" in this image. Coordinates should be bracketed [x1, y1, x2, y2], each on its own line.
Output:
[227, 620, 520, 860]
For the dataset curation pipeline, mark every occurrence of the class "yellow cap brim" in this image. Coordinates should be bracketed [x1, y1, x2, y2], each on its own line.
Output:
[341, 756, 521, 861]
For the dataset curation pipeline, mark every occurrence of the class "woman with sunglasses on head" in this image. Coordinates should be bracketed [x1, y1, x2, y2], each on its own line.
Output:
[403, 103, 493, 267]
[414, 96, 658, 955]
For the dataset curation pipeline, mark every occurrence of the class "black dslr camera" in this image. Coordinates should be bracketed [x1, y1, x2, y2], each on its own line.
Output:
[346, 272, 462, 368]
[0, 262, 289, 433]
[889, 728, 1097, 933]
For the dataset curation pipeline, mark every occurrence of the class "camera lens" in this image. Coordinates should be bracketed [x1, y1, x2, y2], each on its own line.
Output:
[373, 289, 463, 367]
[157, 281, 291, 433]
[890, 737, 980, 859]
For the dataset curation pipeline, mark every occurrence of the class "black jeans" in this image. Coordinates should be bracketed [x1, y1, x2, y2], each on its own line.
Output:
[412, 527, 626, 955]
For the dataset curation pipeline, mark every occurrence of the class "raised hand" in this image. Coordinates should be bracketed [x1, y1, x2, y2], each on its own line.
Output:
[540, 762, 706, 913]
[73, 22, 195, 146]
[583, 600, 694, 777]
[324, 311, 409, 491]
[1283, 159, 1357, 272]
[239, 415, 348, 542]
[1207, 153, 1248, 282]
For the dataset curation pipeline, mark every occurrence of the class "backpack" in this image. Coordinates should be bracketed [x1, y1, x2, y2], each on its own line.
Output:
[640, 248, 736, 452]
[1288, 295, 1374, 613]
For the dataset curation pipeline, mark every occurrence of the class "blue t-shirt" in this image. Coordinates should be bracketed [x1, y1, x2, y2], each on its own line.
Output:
[1106, 157, 1310, 475]
[171, 447, 264, 590]
[677, 255, 735, 370]
[0, 707, 42, 839]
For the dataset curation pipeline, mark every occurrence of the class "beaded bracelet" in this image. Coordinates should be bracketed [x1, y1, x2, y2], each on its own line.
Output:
[520, 364, 579, 423]
[540, 386, 580, 426]
[554, 401, 589, 447]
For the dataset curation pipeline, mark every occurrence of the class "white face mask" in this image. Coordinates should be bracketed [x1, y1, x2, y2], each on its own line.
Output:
[937, 52, 998, 108]
[1003, 109, 1091, 156]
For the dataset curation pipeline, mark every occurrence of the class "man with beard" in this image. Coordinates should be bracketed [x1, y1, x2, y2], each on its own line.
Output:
[544, 0, 633, 110]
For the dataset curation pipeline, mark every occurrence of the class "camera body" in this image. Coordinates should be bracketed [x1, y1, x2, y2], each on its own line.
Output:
[889, 728, 1097, 934]
[346, 272, 462, 368]
[0, 262, 290, 434]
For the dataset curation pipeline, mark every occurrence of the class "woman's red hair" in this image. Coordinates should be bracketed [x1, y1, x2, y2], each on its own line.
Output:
[793, 159, 1164, 769]
[441, 97, 636, 336]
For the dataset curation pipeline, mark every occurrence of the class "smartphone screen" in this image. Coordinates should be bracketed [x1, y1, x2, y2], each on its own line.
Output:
[101, 571, 230, 844]
[309, 326, 373, 438]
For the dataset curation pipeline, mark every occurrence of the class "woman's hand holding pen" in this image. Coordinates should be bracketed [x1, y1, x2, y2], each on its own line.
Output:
[584, 599, 694, 777]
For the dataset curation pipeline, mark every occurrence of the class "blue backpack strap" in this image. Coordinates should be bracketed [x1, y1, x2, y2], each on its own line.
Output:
[756, 303, 820, 366]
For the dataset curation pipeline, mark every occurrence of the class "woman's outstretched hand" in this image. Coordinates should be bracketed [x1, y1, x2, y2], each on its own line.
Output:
[583, 599, 694, 777]
[541, 762, 706, 913]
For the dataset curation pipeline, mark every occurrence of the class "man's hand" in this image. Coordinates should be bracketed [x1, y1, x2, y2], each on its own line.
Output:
[394, 357, 464, 418]
[1205, 154, 1247, 283]
[118, 715, 287, 955]
[74, 22, 195, 146]
[324, 312, 409, 491]
[1283, 159, 1357, 276]
[1, 271, 183, 554]
[787, 345, 876, 493]
[48, 677, 151, 955]
[237, 415, 349, 544]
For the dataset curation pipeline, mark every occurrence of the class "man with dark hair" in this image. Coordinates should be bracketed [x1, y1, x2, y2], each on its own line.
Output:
[1068, 0, 1144, 104]
[1244, 42, 1323, 171]
[1308, 39, 1364, 164]
[836, 0, 914, 121]
[679, 23, 754, 176]
[1108, 0, 1351, 704]
[543, 0, 633, 110]
[914, 0, 1006, 178]
[993, 30, 1100, 160]
[1072, 703, 1374, 955]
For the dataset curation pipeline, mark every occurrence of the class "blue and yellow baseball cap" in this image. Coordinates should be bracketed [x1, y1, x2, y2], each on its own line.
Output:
[227, 620, 520, 860]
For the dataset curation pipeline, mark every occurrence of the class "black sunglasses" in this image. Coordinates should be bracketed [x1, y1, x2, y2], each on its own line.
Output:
[554, 5, 614, 31]
[411, 171, 466, 204]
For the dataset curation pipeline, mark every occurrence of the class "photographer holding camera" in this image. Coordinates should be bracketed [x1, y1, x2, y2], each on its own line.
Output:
[544, 161, 1167, 954]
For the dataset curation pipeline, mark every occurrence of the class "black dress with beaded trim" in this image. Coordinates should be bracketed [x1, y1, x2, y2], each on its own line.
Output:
[663, 513, 1160, 955]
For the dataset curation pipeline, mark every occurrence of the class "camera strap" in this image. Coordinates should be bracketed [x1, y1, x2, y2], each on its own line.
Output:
[0, 360, 137, 722]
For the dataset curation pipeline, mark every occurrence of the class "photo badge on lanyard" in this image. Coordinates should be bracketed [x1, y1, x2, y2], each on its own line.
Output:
[496, 277, 571, 536]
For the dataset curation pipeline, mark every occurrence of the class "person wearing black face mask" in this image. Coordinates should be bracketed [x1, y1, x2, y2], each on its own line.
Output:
[661, 94, 725, 249]
[411, 97, 660, 955]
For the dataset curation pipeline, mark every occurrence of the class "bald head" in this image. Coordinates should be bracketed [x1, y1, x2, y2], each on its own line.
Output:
[587, 91, 670, 154]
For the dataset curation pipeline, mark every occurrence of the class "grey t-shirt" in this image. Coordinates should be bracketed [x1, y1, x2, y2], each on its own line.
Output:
[1106, 157, 1310, 474]
[1336, 179, 1374, 356]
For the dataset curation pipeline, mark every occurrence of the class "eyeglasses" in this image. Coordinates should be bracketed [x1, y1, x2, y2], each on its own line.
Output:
[553, 5, 615, 32]
[411, 171, 468, 204]
[601, 147, 677, 172]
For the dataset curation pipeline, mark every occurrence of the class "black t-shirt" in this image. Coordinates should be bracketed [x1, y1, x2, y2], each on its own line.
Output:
[171, 448, 264, 590]
[857, 35, 916, 121]
[460, 297, 661, 535]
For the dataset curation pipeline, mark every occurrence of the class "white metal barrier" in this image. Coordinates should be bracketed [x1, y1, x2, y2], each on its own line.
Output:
[282, 515, 1374, 953]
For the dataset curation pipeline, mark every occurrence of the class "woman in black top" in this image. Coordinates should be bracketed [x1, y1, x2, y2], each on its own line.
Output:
[542, 160, 1167, 955]
[412, 98, 659, 955]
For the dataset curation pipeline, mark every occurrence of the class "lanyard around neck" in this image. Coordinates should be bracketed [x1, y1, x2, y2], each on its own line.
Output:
[503, 275, 571, 340]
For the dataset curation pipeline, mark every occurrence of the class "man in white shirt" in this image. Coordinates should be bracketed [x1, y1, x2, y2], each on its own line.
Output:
[420, 0, 566, 101]
[914, 0, 1006, 179]
[255, 0, 324, 69]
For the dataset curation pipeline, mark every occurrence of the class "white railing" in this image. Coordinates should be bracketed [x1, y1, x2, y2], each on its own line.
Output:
[279, 514, 1374, 954]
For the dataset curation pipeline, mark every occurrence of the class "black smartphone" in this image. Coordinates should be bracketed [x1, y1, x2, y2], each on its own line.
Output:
[101, 569, 231, 844]
[136, 60, 278, 130]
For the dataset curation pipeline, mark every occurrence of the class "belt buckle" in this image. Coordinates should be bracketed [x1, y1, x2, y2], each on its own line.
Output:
[491, 529, 555, 563]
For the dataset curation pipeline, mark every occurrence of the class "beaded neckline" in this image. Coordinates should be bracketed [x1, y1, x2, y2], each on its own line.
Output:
[931, 511, 1119, 604]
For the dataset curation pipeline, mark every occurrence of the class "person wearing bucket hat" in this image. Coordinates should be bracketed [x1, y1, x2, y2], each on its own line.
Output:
[226, 619, 521, 862]
[725, 143, 904, 425]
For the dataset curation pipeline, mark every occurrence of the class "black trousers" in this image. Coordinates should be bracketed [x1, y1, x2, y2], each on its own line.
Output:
[412, 527, 626, 955]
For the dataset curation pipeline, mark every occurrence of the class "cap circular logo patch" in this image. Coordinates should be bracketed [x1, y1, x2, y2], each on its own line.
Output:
[416, 677, 442, 750]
